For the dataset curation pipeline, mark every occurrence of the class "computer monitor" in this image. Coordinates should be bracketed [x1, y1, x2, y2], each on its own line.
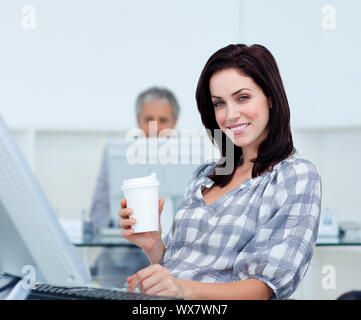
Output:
[0, 114, 91, 299]
[106, 134, 215, 230]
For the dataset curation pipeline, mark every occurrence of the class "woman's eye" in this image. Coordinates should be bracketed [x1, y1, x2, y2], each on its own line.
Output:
[239, 95, 249, 101]
[213, 101, 224, 108]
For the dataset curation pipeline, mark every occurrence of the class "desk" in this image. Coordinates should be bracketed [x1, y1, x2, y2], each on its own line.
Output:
[316, 234, 361, 246]
[70, 231, 361, 248]
[71, 233, 136, 248]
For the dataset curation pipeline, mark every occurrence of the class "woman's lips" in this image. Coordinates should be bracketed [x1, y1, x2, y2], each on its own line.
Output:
[227, 123, 250, 135]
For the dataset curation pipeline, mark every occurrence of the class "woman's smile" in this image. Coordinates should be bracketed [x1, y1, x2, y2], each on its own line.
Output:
[227, 122, 251, 135]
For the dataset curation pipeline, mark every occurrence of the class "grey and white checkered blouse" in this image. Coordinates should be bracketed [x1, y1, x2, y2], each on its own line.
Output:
[160, 156, 322, 300]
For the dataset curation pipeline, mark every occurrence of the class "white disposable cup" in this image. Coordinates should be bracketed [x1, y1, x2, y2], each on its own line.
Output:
[121, 173, 160, 233]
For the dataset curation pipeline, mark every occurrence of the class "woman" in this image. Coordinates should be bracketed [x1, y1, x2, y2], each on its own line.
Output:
[118, 44, 322, 300]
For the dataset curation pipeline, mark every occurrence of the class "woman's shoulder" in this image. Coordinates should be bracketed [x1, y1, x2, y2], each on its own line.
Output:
[190, 159, 218, 180]
[263, 156, 322, 208]
[272, 155, 321, 182]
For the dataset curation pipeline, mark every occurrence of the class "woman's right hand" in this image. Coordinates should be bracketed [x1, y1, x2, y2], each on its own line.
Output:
[118, 197, 165, 252]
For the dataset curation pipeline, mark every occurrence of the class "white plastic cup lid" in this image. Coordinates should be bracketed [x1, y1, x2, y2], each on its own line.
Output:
[121, 172, 160, 190]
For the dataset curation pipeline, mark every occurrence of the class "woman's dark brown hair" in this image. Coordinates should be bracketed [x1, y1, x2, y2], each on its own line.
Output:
[196, 44, 295, 187]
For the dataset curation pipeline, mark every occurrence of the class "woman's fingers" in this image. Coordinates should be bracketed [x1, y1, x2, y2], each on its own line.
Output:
[120, 228, 134, 237]
[120, 198, 127, 209]
[118, 199, 135, 238]
[126, 264, 179, 297]
[158, 198, 165, 214]
[118, 198, 134, 235]
[127, 264, 165, 292]
[118, 207, 133, 218]
[139, 270, 165, 292]
[126, 274, 136, 283]
[141, 277, 169, 296]
[118, 217, 136, 229]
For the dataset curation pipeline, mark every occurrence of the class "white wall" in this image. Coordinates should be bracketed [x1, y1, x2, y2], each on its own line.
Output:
[294, 128, 361, 222]
[291, 247, 361, 300]
[0, 0, 241, 131]
[241, 0, 361, 128]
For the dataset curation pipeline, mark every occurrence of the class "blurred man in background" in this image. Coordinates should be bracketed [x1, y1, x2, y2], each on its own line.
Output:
[88, 86, 180, 288]
[90, 86, 179, 228]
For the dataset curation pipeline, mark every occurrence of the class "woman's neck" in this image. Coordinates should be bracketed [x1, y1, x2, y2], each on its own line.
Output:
[240, 148, 257, 171]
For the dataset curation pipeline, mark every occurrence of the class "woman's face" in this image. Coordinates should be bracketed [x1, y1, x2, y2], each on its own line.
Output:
[209, 68, 270, 152]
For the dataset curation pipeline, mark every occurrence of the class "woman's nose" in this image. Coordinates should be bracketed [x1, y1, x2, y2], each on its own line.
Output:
[226, 103, 240, 122]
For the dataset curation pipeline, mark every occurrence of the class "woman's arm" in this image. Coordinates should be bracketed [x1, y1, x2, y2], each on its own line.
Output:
[178, 278, 273, 300]
[127, 264, 274, 300]
[142, 240, 166, 265]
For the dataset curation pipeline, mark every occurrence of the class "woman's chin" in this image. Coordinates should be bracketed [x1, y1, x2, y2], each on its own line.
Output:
[225, 135, 248, 148]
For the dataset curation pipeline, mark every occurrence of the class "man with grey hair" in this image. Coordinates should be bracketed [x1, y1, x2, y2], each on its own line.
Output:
[88, 86, 179, 288]
[135, 86, 179, 137]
